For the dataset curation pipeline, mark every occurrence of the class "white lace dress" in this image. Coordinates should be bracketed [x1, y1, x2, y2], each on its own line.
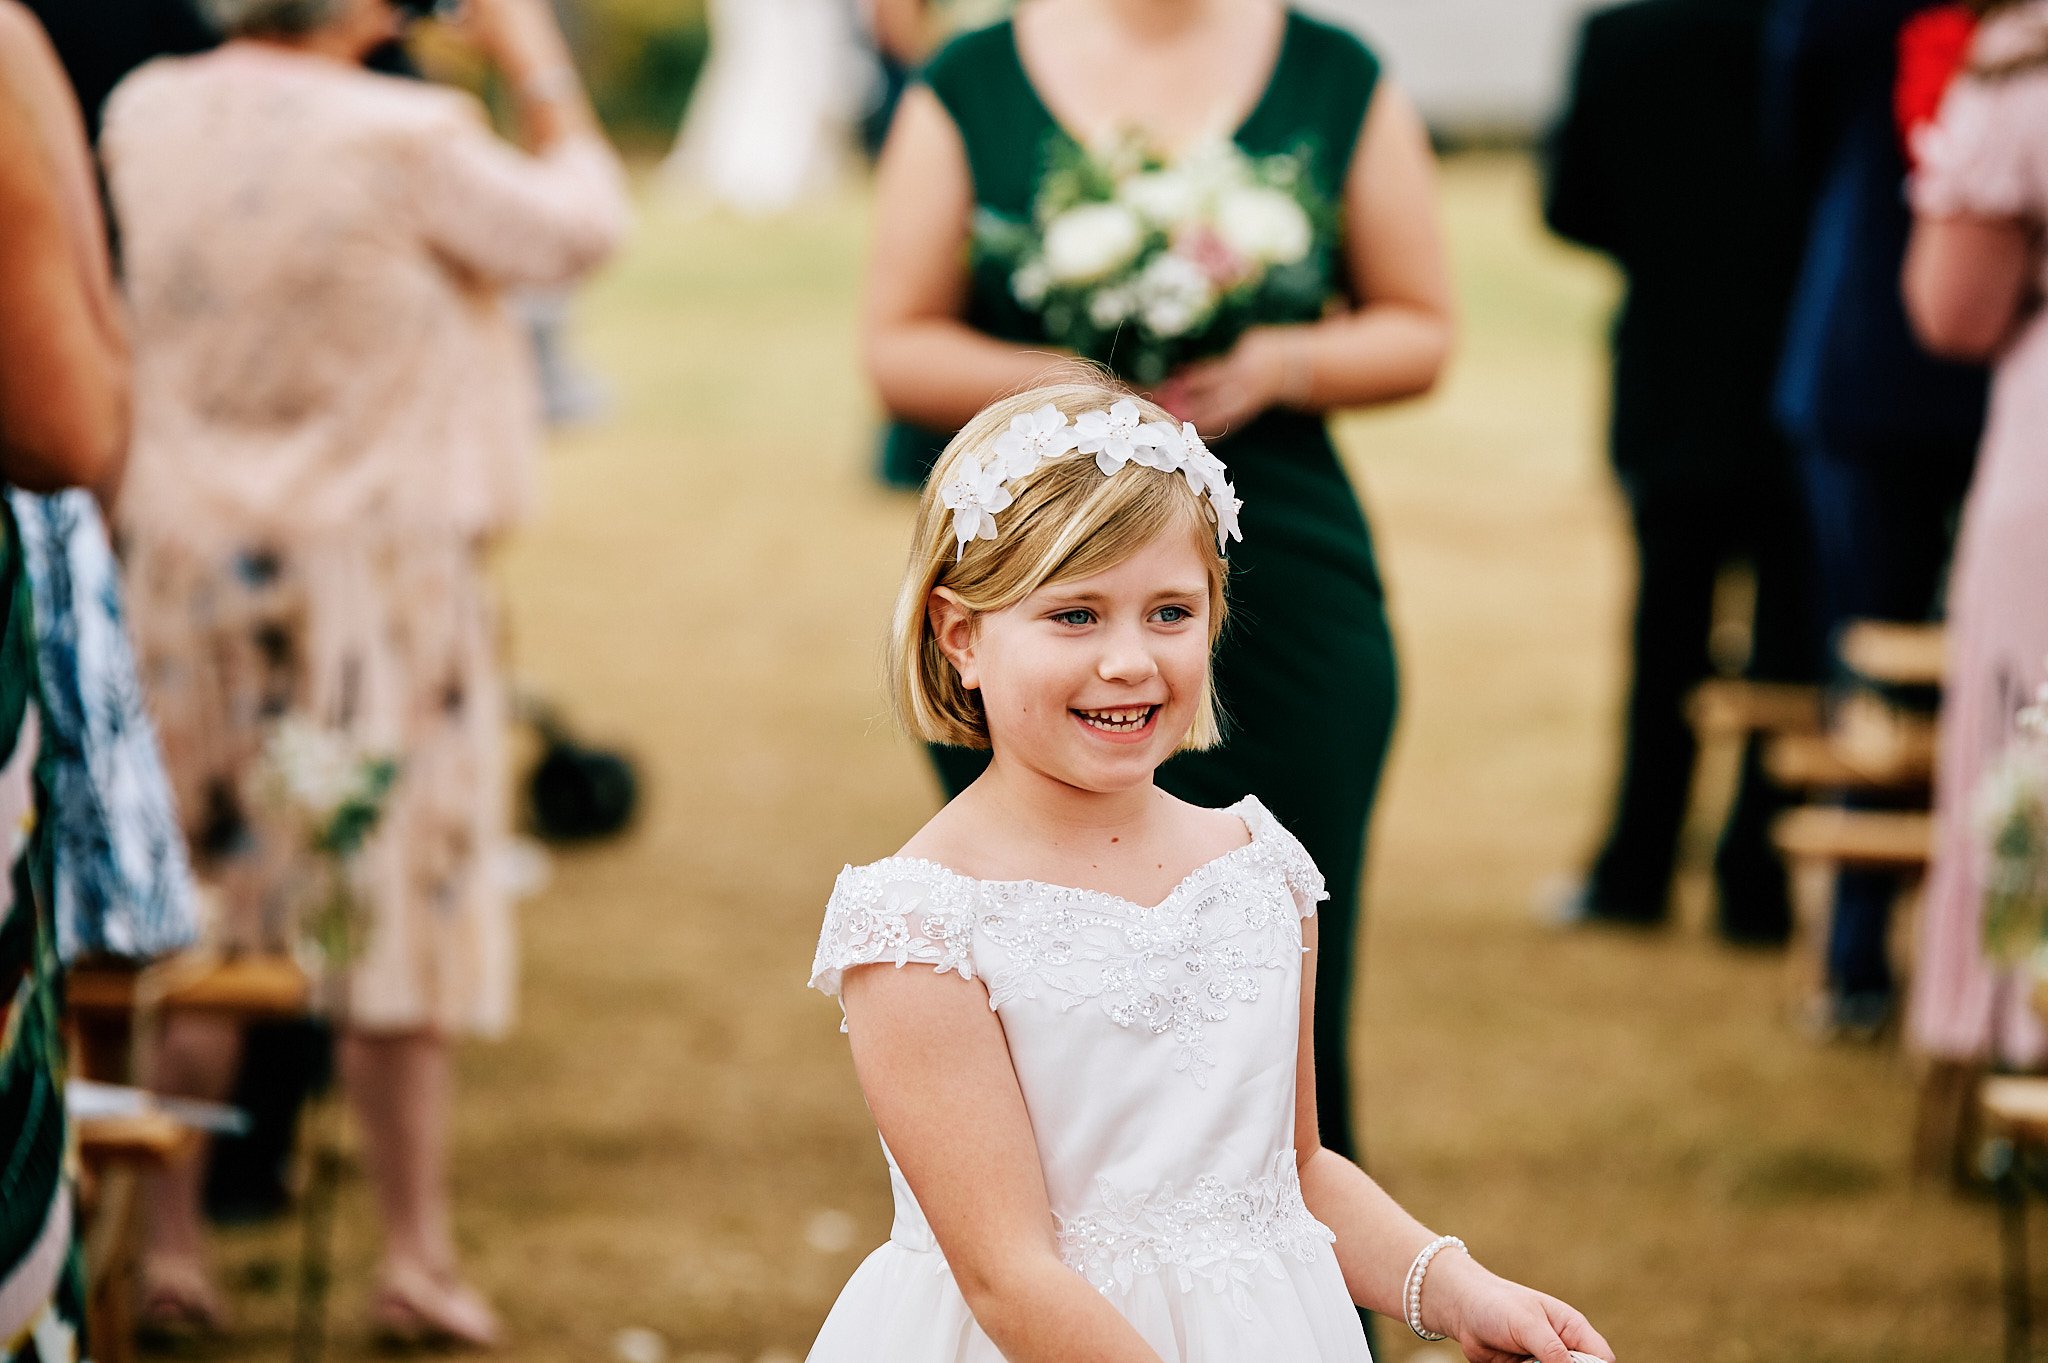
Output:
[806, 797, 1372, 1361]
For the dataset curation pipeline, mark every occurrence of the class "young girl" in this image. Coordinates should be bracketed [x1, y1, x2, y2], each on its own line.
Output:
[807, 379, 1614, 1363]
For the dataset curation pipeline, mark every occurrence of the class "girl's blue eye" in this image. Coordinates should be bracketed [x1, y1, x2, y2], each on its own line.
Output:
[1154, 605, 1194, 624]
[1051, 609, 1094, 626]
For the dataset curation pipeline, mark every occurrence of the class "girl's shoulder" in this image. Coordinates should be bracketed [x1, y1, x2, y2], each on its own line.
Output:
[808, 854, 984, 1001]
[1222, 795, 1327, 918]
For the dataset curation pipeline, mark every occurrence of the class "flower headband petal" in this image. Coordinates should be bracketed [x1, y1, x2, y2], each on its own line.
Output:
[939, 403, 1241, 558]
[1210, 481, 1244, 552]
[1177, 423, 1228, 497]
[941, 457, 1015, 559]
[993, 403, 1080, 478]
[1075, 398, 1146, 472]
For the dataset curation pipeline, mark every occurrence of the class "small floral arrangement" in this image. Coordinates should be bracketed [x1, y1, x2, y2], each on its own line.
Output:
[1979, 664, 2048, 964]
[260, 716, 399, 967]
[977, 135, 1330, 386]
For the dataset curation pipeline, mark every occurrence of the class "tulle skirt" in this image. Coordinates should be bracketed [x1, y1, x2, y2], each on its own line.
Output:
[806, 1240, 1372, 1362]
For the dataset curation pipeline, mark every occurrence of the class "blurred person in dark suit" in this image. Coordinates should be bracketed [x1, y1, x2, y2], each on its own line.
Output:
[1767, 0, 1989, 1036]
[1545, 0, 1821, 943]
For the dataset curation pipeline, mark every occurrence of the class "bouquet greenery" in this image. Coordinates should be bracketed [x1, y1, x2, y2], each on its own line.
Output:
[1980, 667, 2048, 966]
[977, 135, 1331, 387]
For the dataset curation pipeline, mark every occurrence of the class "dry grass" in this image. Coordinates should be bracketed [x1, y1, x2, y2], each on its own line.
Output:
[175, 154, 2000, 1363]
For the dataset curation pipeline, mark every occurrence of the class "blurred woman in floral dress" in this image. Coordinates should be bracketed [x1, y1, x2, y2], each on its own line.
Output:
[100, 0, 627, 1341]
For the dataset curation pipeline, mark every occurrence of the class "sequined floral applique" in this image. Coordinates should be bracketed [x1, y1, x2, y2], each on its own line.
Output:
[1056, 1148, 1335, 1306]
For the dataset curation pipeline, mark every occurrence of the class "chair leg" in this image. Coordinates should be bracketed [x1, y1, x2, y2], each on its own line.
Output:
[85, 1166, 141, 1363]
[2000, 1144, 2032, 1363]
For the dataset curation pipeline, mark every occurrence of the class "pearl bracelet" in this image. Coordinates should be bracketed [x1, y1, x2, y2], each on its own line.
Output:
[1403, 1234, 1466, 1342]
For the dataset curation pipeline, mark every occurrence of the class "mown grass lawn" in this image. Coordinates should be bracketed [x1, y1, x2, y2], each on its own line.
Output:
[180, 154, 1998, 1363]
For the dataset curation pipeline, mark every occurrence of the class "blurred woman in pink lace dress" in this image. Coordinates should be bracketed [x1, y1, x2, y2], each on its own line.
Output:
[99, 0, 628, 1341]
[1904, 0, 2048, 1068]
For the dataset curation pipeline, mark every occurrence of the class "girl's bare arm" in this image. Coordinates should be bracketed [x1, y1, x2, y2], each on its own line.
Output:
[841, 963, 1164, 1362]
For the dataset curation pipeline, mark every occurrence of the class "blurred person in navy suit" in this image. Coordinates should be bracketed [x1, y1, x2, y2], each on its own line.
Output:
[1766, 0, 1988, 1036]
[1545, 0, 1821, 943]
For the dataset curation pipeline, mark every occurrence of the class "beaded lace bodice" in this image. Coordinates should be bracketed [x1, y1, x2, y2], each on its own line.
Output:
[811, 797, 1336, 1300]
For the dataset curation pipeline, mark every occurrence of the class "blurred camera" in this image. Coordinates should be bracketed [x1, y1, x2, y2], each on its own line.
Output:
[388, 0, 460, 18]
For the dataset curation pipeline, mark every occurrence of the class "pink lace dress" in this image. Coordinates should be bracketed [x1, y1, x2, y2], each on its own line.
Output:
[1907, 2, 2048, 1063]
[99, 43, 629, 1035]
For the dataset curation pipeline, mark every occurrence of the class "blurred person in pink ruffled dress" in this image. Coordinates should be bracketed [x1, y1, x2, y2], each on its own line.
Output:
[1904, 0, 2048, 1069]
[99, 0, 628, 1342]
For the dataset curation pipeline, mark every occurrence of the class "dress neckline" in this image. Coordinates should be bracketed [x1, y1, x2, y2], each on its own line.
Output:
[1001, 9, 1301, 160]
[867, 795, 1270, 915]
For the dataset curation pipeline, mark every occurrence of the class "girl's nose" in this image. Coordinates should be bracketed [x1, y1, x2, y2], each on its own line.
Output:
[1096, 627, 1160, 684]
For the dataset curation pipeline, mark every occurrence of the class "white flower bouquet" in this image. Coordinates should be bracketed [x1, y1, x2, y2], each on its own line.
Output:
[977, 135, 1331, 387]
[259, 716, 399, 967]
[1979, 668, 2048, 965]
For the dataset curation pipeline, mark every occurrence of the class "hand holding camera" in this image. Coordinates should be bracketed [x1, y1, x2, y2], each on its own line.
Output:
[399, 0, 593, 147]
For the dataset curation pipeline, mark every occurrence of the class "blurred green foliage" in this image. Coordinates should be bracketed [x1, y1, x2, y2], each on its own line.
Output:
[577, 0, 710, 148]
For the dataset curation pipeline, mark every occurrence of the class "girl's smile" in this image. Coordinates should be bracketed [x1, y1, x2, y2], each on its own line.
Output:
[1071, 704, 1161, 742]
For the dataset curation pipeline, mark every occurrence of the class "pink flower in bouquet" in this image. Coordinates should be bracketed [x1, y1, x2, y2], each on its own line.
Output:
[1175, 224, 1255, 290]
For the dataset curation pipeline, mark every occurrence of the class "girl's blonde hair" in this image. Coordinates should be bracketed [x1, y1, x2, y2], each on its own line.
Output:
[889, 375, 1230, 751]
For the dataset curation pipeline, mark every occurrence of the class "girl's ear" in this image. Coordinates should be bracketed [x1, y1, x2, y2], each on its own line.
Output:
[928, 588, 980, 691]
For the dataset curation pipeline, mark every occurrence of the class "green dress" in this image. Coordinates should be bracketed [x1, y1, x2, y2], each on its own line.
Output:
[895, 10, 1397, 1162]
[0, 498, 87, 1363]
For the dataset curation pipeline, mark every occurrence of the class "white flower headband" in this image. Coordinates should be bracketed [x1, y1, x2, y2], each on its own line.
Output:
[940, 399, 1243, 559]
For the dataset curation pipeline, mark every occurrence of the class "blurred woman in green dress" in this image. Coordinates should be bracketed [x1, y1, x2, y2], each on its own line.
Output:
[861, 0, 1452, 1165]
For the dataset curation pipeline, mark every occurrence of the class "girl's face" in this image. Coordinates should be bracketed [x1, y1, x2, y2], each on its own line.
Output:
[944, 531, 1216, 795]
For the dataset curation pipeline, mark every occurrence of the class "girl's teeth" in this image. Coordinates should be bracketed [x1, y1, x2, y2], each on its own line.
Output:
[1077, 706, 1154, 732]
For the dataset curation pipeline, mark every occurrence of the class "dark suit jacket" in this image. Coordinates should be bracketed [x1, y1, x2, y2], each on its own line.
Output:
[21, 0, 214, 142]
[1764, 0, 1986, 459]
[1545, 0, 1801, 491]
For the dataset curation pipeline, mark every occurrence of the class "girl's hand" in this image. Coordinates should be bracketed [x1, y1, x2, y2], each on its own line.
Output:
[1424, 1251, 1615, 1363]
[1153, 327, 1296, 436]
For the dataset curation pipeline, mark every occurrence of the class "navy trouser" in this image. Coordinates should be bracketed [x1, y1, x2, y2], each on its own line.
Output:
[1796, 439, 1974, 999]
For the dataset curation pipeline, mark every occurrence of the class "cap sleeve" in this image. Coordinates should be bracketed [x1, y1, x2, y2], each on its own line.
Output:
[809, 861, 981, 1001]
[1911, 22, 2048, 221]
[1238, 798, 1328, 919]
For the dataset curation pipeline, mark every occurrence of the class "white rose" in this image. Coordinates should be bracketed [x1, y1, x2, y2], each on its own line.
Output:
[1213, 186, 1312, 267]
[1012, 260, 1052, 308]
[1088, 285, 1137, 329]
[269, 719, 356, 819]
[1042, 203, 1145, 285]
[1177, 140, 1249, 198]
[1133, 251, 1215, 338]
[1120, 170, 1201, 227]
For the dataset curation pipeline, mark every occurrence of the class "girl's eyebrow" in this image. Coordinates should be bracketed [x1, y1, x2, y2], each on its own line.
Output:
[1039, 584, 1206, 605]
